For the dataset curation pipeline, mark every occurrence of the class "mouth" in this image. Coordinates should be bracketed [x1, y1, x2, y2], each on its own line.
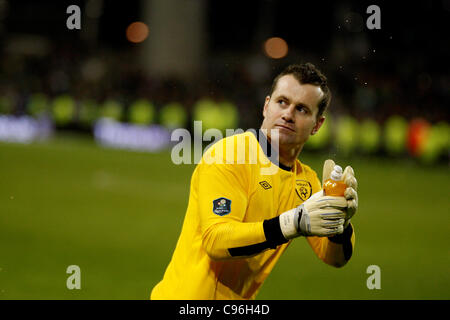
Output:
[274, 124, 296, 132]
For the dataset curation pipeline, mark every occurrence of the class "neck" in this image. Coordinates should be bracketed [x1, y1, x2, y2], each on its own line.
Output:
[262, 130, 302, 170]
[278, 145, 302, 169]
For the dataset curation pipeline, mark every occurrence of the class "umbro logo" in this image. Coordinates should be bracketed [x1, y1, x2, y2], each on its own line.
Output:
[259, 181, 272, 190]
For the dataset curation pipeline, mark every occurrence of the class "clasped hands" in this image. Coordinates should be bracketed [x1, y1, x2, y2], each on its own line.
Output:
[280, 160, 358, 239]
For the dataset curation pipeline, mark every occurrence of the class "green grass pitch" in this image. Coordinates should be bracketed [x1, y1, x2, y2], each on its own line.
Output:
[0, 134, 448, 299]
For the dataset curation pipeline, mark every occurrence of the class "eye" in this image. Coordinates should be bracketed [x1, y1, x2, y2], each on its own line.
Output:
[278, 99, 286, 106]
[296, 105, 309, 114]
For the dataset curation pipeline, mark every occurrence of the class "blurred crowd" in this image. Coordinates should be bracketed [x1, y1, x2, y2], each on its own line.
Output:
[0, 38, 448, 131]
[0, 32, 448, 164]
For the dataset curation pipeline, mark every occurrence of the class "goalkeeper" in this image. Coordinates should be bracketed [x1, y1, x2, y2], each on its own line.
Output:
[151, 63, 359, 300]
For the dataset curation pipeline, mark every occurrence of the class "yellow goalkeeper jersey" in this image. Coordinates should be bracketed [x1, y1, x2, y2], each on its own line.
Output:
[151, 131, 355, 300]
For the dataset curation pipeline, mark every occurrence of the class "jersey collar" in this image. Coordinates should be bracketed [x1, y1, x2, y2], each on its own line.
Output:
[252, 129, 293, 172]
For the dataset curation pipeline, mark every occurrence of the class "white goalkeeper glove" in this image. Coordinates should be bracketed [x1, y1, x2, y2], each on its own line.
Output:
[279, 190, 347, 238]
[323, 159, 358, 228]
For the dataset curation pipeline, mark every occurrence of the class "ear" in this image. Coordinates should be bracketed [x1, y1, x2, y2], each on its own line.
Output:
[262, 96, 270, 118]
[311, 115, 325, 135]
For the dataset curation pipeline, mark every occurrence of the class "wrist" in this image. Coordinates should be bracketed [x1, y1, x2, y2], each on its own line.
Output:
[279, 207, 302, 239]
[263, 216, 289, 248]
[328, 222, 353, 244]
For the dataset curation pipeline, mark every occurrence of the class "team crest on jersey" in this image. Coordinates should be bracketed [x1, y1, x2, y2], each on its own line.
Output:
[295, 180, 312, 201]
[213, 197, 231, 216]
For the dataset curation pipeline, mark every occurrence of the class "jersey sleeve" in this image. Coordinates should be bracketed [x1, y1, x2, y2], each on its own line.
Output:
[197, 148, 287, 260]
[305, 169, 356, 267]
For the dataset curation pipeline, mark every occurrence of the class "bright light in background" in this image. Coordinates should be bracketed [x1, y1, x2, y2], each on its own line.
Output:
[126, 22, 149, 43]
[263, 37, 288, 59]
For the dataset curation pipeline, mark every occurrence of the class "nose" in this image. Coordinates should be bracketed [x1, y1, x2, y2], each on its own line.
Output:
[281, 104, 295, 123]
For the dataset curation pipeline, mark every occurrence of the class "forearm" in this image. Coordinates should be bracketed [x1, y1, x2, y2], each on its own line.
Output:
[202, 217, 288, 260]
[307, 223, 355, 268]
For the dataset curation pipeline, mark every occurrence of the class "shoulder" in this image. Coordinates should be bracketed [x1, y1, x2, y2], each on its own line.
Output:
[202, 131, 258, 165]
[198, 132, 256, 190]
[300, 162, 318, 176]
[298, 161, 322, 190]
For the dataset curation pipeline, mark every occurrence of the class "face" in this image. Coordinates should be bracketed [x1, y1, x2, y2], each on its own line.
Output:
[261, 74, 325, 149]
